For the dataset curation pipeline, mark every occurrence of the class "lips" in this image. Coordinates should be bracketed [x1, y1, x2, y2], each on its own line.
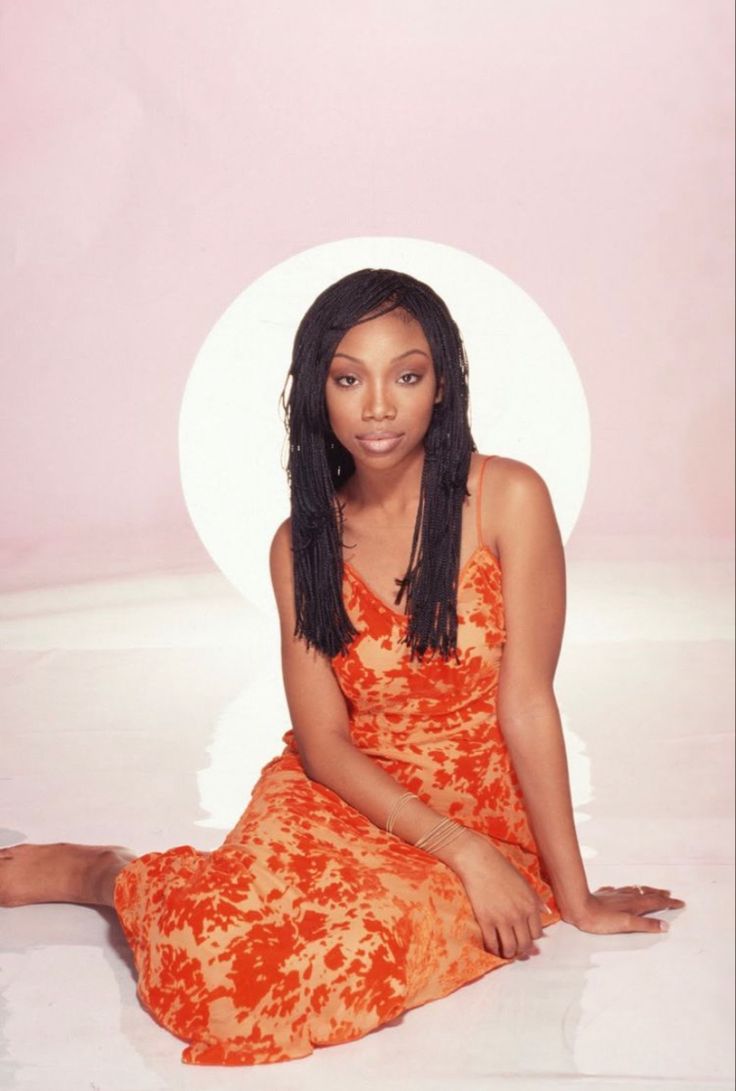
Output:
[356, 431, 403, 454]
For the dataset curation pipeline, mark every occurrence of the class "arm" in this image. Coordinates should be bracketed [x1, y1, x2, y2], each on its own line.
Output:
[271, 514, 557, 961]
[489, 460, 591, 923]
[487, 461, 684, 934]
[269, 518, 471, 871]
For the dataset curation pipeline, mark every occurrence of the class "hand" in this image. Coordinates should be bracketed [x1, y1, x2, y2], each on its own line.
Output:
[565, 884, 686, 934]
[442, 830, 551, 960]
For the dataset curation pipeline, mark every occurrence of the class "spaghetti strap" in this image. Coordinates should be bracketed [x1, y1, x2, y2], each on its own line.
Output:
[475, 455, 496, 549]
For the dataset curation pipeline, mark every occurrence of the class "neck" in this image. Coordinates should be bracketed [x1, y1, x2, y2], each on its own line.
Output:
[345, 448, 426, 521]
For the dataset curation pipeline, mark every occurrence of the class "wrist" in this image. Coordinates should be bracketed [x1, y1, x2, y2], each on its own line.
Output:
[557, 891, 594, 925]
[430, 826, 483, 873]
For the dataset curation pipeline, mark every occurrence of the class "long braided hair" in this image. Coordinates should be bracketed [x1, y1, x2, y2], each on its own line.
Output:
[280, 268, 477, 662]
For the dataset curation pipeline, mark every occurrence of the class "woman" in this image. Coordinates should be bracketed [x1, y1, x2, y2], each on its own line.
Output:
[0, 268, 684, 1066]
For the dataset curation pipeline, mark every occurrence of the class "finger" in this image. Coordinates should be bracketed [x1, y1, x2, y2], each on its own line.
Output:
[638, 893, 686, 914]
[497, 923, 518, 959]
[529, 909, 544, 941]
[624, 885, 676, 900]
[539, 909, 556, 930]
[635, 886, 678, 898]
[625, 912, 669, 934]
[513, 918, 534, 958]
[644, 889, 685, 907]
[644, 886, 685, 906]
[612, 893, 667, 918]
[481, 925, 501, 958]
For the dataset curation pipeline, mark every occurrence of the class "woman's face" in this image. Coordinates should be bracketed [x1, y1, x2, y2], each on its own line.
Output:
[325, 308, 442, 472]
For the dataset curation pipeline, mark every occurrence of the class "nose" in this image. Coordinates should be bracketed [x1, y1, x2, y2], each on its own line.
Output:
[362, 380, 396, 421]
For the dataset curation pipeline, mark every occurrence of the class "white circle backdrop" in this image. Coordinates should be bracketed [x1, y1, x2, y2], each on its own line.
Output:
[179, 237, 590, 614]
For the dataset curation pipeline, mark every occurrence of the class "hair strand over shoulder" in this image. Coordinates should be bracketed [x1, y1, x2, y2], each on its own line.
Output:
[279, 268, 477, 662]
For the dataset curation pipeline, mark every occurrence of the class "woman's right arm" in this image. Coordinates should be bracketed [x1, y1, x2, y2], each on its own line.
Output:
[270, 518, 457, 849]
[269, 519, 548, 960]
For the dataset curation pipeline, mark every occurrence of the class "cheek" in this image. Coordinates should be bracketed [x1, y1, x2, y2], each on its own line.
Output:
[418, 384, 440, 418]
[324, 389, 348, 435]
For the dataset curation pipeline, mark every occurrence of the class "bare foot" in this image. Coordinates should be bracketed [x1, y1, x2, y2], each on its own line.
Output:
[0, 843, 136, 908]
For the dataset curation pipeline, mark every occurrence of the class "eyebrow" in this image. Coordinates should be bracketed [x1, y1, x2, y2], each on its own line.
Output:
[331, 349, 430, 364]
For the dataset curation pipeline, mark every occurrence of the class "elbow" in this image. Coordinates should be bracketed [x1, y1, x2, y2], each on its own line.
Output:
[498, 688, 559, 733]
[297, 730, 353, 782]
[296, 738, 322, 782]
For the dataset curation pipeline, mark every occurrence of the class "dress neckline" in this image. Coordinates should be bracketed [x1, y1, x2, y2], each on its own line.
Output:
[343, 543, 501, 620]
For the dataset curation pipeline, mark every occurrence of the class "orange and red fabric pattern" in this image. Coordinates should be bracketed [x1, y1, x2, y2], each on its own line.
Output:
[113, 457, 561, 1065]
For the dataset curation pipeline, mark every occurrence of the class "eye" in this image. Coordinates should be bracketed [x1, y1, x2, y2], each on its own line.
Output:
[397, 371, 422, 385]
[333, 374, 359, 388]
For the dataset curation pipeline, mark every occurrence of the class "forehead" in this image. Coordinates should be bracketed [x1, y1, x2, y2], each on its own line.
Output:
[334, 308, 430, 355]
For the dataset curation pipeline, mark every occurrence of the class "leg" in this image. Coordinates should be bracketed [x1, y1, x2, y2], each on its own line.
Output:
[0, 842, 136, 908]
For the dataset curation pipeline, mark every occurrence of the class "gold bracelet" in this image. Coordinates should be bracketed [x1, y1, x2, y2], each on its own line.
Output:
[414, 817, 461, 852]
[425, 823, 468, 855]
[385, 791, 420, 836]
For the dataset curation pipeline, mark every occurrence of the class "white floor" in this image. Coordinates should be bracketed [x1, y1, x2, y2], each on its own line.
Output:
[1, 534, 733, 1091]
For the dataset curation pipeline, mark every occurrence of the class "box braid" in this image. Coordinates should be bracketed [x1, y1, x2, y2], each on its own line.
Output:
[280, 268, 477, 662]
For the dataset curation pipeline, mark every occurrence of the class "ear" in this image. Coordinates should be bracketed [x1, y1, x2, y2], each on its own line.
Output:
[434, 378, 445, 404]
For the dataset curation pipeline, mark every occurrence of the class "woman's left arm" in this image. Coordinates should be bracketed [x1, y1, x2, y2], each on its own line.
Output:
[491, 459, 590, 923]
[488, 459, 684, 933]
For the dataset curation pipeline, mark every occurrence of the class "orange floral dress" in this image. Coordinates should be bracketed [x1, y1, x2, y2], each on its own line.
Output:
[113, 455, 561, 1066]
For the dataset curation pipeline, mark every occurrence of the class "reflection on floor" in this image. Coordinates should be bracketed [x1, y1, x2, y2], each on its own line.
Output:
[1, 534, 733, 1091]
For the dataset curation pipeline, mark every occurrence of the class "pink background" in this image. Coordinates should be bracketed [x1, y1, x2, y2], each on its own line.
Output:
[1, 0, 733, 583]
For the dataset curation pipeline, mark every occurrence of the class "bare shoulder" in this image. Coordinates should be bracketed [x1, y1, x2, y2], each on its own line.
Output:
[477, 453, 550, 496]
[269, 517, 294, 606]
[270, 515, 293, 555]
[475, 454, 560, 560]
